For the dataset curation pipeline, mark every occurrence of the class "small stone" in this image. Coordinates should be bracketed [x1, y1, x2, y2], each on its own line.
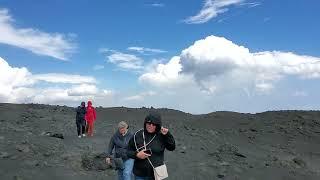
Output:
[190, 132, 199, 137]
[0, 152, 10, 158]
[62, 155, 69, 160]
[293, 157, 306, 167]
[217, 174, 225, 178]
[16, 145, 30, 153]
[265, 163, 270, 166]
[219, 162, 230, 166]
[43, 152, 51, 157]
[43, 161, 49, 166]
[249, 128, 258, 132]
[234, 152, 246, 158]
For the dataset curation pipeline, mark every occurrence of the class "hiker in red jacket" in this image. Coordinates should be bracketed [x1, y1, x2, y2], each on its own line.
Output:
[85, 100, 97, 136]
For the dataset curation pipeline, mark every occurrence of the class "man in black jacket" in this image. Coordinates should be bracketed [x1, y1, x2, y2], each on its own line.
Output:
[127, 112, 175, 180]
[75, 102, 86, 138]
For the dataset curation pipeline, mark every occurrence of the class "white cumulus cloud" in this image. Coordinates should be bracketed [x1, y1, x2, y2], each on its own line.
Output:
[0, 57, 113, 106]
[139, 56, 191, 87]
[137, 35, 320, 113]
[0, 57, 34, 101]
[140, 35, 320, 96]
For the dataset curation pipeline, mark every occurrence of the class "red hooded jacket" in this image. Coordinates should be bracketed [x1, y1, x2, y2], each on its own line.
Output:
[85, 101, 96, 123]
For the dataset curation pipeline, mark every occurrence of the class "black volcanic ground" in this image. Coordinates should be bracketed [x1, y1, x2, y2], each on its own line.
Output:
[0, 103, 320, 180]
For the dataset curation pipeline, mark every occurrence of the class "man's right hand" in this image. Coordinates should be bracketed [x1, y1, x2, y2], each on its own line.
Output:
[136, 150, 151, 159]
[105, 157, 111, 164]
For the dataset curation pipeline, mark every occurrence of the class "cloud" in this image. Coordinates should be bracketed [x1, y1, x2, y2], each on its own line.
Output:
[32, 73, 97, 84]
[100, 48, 146, 71]
[181, 36, 320, 93]
[149, 3, 165, 7]
[32, 88, 78, 104]
[184, 0, 244, 24]
[67, 84, 98, 96]
[107, 52, 144, 70]
[140, 35, 320, 96]
[93, 65, 104, 70]
[0, 8, 76, 60]
[123, 91, 156, 101]
[127, 46, 167, 54]
[0, 57, 113, 105]
[99, 90, 114, 97]
[139, 56, 192, 87]
[255, 83, 274, 93]
[98, 48, 117, 54]
[180, 36, 253, 78]
[0, 57, 35, 88]
[101, 47, 166, 72]
[0, 57, 34, 101]
[293, 91, 308, 97]
[136, 35, 320, 113]
[253, 51, 320, 79]
[240, 2, 261, 8]
[31, 86, 113, 105]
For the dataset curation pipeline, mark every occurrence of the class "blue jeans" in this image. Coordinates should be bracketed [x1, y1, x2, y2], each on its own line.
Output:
[117, 158, 134, 180]
[134, 176, 153, 180]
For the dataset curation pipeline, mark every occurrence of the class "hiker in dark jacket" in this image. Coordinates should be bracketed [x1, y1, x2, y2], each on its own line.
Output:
[106, 121, 134, 180]
[127, 112, 175, 180]
[76, 101, 86, 138]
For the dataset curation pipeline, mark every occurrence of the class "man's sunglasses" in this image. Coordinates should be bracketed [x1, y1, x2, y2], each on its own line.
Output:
[146, 122, 156, 126]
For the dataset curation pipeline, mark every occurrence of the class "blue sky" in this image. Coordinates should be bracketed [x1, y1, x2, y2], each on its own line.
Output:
[0, 0, 320, 114]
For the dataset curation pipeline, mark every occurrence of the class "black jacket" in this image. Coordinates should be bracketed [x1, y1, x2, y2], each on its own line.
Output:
[127, 129, 175, 177]
[75, 106, 86, 125]
[107, 130, 133, 160]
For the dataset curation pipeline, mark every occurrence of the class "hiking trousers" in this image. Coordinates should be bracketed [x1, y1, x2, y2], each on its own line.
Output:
[87, 121, 94, 136]
[76, 122, 86, 136]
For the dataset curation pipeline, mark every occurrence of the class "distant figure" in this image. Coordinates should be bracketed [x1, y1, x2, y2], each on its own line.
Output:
[76, 101, 86, 138]
[85, 100, 96, 136]
[106, 121, 134, 180]
[127, 112, 175, 180]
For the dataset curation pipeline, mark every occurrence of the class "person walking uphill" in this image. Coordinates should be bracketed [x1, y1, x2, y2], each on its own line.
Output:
[85, 100, 96, 136]
[76, 101, 86, 138]
[127, 112, 175, 180]
[106, 121, 134, 180]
